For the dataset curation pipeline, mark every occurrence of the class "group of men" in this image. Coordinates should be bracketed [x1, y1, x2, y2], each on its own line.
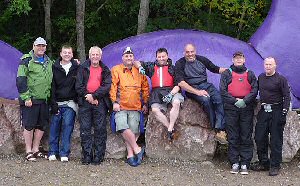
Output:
[16, 37, 290, 176]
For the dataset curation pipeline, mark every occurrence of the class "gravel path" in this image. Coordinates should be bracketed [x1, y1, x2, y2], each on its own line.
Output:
[1, 153, 300, 186]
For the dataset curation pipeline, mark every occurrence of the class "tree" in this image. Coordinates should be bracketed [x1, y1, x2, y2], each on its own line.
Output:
[137, 0, 150, 35]
[42, 0, 53, 57]
[76, 0, 86, 62]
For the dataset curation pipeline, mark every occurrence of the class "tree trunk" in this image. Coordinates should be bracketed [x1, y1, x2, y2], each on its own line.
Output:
[137, 0, 150, 35]
[43, 0, 52, 57]
[76, 0, 86, 62]
[237, 4, 246, 39]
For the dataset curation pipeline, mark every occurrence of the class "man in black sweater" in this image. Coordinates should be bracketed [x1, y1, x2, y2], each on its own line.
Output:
[220, 52, 258, 175]
[251, 57, 291, 176]
[175, 43, 227, 143]
[49, 45, 79, 162]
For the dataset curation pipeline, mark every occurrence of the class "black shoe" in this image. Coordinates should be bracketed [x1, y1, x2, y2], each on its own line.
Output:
[81, 156, 91, 165]
[269, 167, 280, 176]
[250, 162, 270, 171]
[167, 131, 173, 142]
[92, 157, 104, 165]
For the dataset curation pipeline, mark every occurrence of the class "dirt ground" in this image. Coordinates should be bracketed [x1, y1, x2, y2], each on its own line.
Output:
[1, 148, 300, 186]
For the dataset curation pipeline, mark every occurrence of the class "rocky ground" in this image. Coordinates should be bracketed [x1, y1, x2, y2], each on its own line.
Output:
[1, 147, 300, 186]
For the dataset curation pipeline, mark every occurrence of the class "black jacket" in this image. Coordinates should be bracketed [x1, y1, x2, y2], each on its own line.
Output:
[75, 59, 112, 109]
[51, 58, 79, 114]
[220, 64, 258, 110]
[175, 55, 220, 85]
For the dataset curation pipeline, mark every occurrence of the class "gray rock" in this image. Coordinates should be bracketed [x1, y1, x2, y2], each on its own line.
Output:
[145, 98, 217, 161]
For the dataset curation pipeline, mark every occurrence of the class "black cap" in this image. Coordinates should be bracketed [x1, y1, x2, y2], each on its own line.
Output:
[233, 51, 244, 58]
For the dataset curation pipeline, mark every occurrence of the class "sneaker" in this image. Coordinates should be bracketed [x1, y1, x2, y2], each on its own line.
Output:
[215, 131, 228, 144]
[269, 167, 280, 176]
[126, 157, 138, 167]
[48, 155, 57, 161]
[250, 162, 270, 171]
[230, 163, 239, 174]
[240, 165, 249, 175]
[60, 157, 69, 162]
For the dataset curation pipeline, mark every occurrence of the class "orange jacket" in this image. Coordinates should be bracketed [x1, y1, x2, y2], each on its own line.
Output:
[110, 64, 149, 111]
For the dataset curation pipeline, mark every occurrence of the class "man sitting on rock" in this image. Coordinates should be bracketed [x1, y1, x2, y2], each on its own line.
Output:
[110, 47, 149, 167]
[134, 48, 184, 142]
[175, 43, 227, 144]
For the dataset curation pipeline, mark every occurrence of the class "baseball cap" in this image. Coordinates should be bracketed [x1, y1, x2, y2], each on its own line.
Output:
[233, 51, 244, 58]
[123, 47, 133, 55]
[34, 37, 47, 46]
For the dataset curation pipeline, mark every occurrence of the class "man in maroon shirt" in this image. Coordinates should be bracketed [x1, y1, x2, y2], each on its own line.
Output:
[76, 46, 112, 165]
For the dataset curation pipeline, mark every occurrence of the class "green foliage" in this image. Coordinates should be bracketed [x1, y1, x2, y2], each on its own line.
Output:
[8, 0, 32, 15]
[0, 0, 271, 57]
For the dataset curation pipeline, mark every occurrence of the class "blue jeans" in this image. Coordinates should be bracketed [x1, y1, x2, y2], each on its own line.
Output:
[49, 107, 76, 157]
[186, 82, 225, 130]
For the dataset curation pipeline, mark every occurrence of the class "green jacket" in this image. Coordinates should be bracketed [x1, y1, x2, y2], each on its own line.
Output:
[16, 50, 54, 102]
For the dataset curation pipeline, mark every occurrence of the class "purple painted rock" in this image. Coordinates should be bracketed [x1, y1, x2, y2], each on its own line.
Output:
[102, 29, 264, 90]
[250, 0, 300, 108]
[0, 41, 22, 100]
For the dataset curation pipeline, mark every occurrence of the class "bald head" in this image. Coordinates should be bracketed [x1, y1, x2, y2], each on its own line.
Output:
[184, 43, 197, 62]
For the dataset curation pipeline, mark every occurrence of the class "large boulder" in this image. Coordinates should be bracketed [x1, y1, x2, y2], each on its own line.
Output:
[0, 98, 126, 159]
[145, 98, 217, 161]
[1, 97, 299, 162]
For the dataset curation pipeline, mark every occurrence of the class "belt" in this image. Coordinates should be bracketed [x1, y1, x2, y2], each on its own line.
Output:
[261, 103, 282, 112]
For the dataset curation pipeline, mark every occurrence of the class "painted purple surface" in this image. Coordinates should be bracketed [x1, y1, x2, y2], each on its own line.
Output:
[102, 29, 264, 90]
[250, 0, 300, 108]
[0, 40, 22, 99]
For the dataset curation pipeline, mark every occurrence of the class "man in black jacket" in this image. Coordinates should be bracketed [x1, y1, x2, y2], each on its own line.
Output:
[251, 57, 290, 176]
[220, 51, 258, 175]
[49, 45, 79, 162]
[75, 46, 112, 165]
[175, 43, 227, 143]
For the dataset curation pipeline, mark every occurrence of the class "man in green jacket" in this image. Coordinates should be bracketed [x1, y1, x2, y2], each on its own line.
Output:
[16, 37, 53, 161]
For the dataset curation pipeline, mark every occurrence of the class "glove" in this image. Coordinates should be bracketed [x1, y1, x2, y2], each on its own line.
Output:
[282, 109, 288, 116]
[234, 99, 246, 108]
[138, 66, 146, 75]
[162, 93, 174, 104]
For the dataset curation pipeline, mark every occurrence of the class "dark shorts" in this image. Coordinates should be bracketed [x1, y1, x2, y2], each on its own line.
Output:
[20, 103, 50, 131]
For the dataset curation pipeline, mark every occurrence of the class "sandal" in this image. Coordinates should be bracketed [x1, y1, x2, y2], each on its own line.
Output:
[33, 151, 48, 159]
[25, 152, 36, 161]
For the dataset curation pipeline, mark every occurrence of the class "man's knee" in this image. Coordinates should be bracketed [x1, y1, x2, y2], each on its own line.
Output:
[151, 107, 161, 115]
[24, 126, 34, 131]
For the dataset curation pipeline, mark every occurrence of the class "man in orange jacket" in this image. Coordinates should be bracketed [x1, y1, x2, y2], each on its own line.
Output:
[110, 47, 149, 167]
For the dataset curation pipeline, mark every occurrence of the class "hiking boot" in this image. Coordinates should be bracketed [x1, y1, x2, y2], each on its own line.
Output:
[230, 163, 239, 174]
[81, 156, 91, 165]
[250, 162, 270, 171]
[126, 157, 138, 167]
[215, 131, 228, 144]
[240, 165, 249, 175]
[269, 167, 280, 176]
[92, 157, 104, 165]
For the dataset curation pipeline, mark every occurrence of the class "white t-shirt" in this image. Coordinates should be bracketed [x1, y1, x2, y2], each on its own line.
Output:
[60, 62, 72, 75]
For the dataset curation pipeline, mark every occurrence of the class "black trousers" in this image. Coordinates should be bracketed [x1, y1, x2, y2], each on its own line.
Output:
[225, 108, 254, 166]
[79, 100, 108, 159]
[255, 108, 286, 168]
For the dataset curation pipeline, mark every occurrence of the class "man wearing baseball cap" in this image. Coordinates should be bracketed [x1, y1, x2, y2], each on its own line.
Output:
[16, 37, 53, 161]
[220, 51, 258, 175]
[110, 47, 149, 167]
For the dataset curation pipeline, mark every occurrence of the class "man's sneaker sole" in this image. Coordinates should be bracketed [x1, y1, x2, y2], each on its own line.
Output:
[230, 170, 239, 174]
[240, 171, 249, 175]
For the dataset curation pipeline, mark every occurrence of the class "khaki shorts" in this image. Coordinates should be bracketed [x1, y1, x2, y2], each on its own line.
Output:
[151, 92, 184, 112]
[115, 110, 140, 134]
